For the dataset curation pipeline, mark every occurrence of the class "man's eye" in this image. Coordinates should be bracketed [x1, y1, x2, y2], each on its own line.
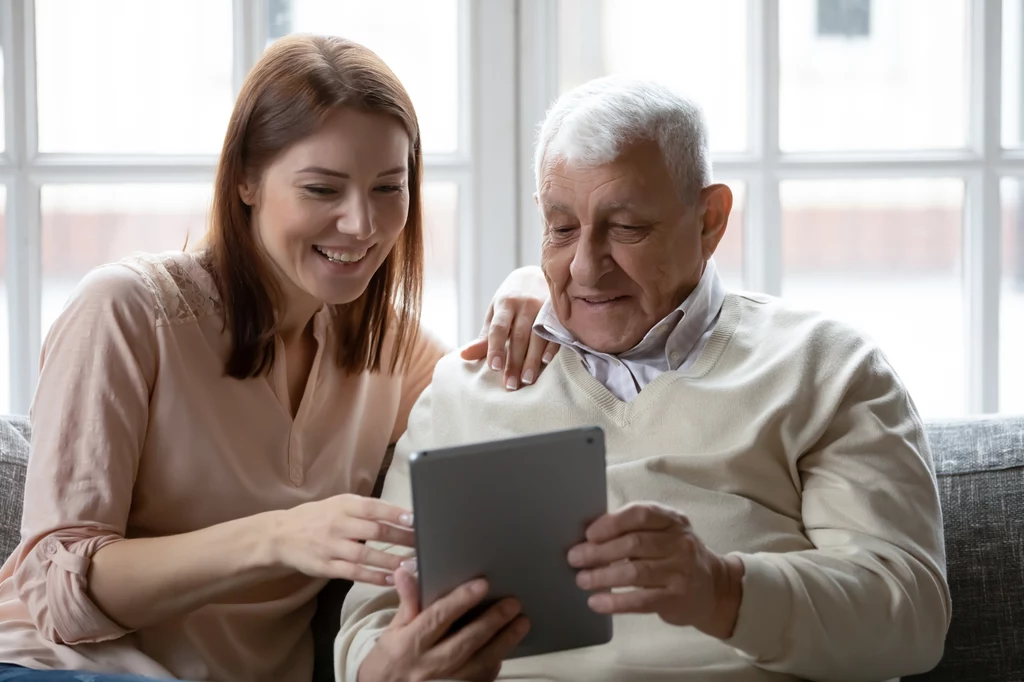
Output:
[550, 226, 575, 234]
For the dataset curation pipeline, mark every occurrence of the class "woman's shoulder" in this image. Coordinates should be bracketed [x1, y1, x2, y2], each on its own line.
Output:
[114, 250, 222, 326]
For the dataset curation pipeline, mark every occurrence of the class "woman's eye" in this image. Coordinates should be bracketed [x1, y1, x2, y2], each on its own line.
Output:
[303, 186, 335, 196]
[375, 185, 405, 194]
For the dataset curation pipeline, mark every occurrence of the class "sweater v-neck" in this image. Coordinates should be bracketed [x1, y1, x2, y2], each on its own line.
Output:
[557, 293, 742, 427]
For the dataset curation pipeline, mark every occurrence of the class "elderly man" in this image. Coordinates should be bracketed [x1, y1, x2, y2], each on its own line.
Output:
[337, 77, 950, 682]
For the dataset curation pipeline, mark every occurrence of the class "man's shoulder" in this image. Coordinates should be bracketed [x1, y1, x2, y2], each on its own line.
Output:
[727, 291, 882, 359]
[431, 351, 509, 393]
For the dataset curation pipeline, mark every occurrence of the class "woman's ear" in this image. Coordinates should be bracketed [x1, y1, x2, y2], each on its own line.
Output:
[238, 180, 259, 207]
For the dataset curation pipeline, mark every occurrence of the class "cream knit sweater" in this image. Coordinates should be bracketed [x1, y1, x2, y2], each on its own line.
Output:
[337, 292, 951, 682]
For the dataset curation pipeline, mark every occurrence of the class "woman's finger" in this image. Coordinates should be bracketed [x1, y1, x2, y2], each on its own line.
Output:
[326, 559, 395, 586]
[341, 495, 414, 527]
[503, 308, 535, 391]
[336, 540, 407, 572]
[517, 331, 549, 387]
[485, 308, 515, 373]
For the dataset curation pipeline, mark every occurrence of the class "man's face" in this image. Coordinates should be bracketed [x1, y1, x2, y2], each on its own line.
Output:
[538, 141, 731, 354]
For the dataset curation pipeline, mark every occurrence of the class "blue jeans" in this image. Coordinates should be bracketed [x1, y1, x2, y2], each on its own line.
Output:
[0, 665, 171, 681]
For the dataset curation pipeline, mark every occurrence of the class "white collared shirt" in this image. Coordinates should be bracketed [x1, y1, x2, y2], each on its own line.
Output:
[533, 259, 727, 402]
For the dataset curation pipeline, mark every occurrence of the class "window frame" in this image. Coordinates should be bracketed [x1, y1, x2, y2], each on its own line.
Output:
[0, 0, 505, 413]
[516, 0, 1023, 415]
[1, 0, 1022, 415]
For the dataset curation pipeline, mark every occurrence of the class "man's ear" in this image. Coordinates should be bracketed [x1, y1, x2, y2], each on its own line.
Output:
[698, 184, 733, 259]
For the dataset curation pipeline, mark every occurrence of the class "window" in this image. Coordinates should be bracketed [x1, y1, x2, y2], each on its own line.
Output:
[522, 0, 1017, 416]
[1, 1, 1021, 417]
[817, 0, 871, 37]
[269, 0, 464, 347]
[0, 0, 469, 413]
[0, 186, 7, 414]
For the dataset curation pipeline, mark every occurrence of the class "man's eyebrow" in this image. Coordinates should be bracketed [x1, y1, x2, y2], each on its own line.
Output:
[598, 199, 640, 212]
[541, 201, 572, 214]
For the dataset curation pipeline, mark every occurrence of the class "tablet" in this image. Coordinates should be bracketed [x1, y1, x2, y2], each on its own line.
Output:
[409, 426, 612, 660]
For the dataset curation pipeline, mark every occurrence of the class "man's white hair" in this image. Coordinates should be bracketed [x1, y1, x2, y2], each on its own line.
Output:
[534, 76, 712, 199]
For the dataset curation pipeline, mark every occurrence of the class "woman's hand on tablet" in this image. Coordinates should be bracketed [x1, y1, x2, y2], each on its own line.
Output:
[567, 501, 746, 640]
[265, 494, 415, 585]
[358, 567, 530, 682]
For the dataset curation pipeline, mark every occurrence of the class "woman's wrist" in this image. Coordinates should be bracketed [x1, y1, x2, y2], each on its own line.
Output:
[246, 509, 291, 573]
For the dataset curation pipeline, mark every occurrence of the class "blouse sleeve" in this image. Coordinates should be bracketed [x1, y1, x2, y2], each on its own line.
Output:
[10, 263, 158, 645]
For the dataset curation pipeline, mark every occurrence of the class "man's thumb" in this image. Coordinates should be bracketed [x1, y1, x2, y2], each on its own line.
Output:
[392, 566, 421, 627]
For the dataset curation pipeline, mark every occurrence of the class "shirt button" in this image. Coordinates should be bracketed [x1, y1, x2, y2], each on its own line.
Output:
[670, 352, 681, 364]
[45, 540, 59, 555]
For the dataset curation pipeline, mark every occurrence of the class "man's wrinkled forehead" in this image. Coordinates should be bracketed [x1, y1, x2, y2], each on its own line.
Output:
[537, 157, 648, 217]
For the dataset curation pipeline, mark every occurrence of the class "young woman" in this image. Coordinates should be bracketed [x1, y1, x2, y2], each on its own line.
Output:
[0, 35, 553, 681]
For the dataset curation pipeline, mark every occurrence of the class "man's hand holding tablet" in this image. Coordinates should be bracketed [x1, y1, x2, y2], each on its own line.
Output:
[357, 570, 529, 682]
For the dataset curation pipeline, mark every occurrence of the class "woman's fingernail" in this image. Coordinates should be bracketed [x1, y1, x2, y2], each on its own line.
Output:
[521, 369, 535, 385]
[400, 558, 418, 573]
[399, 513, 414, 526]
[506, 376, 519, 391]
[385, 573, 395, 585]
[490, 356, 504, 371]
[542, 352, 554, 365]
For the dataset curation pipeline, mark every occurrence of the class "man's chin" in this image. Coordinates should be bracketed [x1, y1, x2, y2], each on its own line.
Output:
[571, 329, 637, 355]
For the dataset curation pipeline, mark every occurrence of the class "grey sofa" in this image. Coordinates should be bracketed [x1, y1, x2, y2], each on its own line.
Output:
[0, 414, 1021, 681]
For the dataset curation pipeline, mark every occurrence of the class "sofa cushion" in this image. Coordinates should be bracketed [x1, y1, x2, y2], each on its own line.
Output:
[0, 416, 29, 562]
[908, 416, 1024, 682]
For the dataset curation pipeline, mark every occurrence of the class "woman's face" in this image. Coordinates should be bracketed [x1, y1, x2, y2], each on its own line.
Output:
[240, 107, 411, 312]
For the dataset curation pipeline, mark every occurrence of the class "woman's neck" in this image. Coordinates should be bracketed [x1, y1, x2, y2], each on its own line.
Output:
[277, 287, 323, 346]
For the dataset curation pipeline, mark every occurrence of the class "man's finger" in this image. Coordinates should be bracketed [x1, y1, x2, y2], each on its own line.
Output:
[568, 531, 671, 568]
[576, 559, 672, 591]
[427, 598, 521, 671]
[411, 578, 490, 650]
[585, 503, 681, 543]
[452, 616, 531, 680]
[588, 587, 668, 615]
[392, 565, 421, 627]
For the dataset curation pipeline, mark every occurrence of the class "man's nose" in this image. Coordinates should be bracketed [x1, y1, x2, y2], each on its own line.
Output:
[335, 195, 375, 240]
[569, 232, 613, 288]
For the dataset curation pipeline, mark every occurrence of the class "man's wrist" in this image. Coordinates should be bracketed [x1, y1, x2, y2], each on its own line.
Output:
[702, 554, 745, 639]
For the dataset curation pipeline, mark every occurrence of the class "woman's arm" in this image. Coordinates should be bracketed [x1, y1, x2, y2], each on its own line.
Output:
[14, 265, 411, 644]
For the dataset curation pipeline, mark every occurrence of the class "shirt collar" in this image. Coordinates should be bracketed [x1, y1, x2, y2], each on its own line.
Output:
[534, 258, 726, 370]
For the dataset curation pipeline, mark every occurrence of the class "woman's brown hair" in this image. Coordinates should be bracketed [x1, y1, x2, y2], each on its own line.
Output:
[202, 34, 423, 378]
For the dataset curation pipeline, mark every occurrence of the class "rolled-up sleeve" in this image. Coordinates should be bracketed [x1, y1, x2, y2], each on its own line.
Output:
[10, 264, 157, 645]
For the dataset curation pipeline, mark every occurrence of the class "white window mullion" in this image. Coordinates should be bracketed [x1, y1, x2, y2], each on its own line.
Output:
[745, 0, 782, 296]
[516, 0, 559, 268]
[4, 0, 40, 414]
[233, 0, 266, 97]
[466, 0, 518, 343]
[965, 0, 1002, 413]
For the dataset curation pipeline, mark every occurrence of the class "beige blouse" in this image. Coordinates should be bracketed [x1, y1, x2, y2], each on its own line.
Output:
[0, 251, 444, 681]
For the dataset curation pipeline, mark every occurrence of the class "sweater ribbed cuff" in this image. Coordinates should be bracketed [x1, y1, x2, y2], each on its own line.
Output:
[723, 553, 793, 662]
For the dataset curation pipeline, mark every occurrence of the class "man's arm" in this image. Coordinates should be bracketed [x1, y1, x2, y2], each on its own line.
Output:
[725, 348, 951, 680]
